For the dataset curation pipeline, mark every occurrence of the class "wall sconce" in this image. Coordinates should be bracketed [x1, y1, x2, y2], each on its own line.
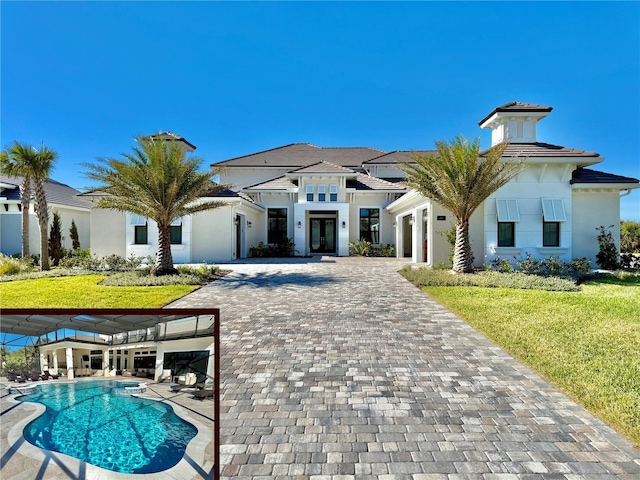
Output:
[297, 221, 302, 229]
[246, 221, 252, 228]
[341, 221, 346, 229]
[408, 216, 414, 226]
[234, 217, 239, 225]
[393, 221, 397, 227]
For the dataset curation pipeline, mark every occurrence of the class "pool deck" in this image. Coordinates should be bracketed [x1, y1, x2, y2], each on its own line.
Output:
[0, 378, 217, 480]
[2, 256, 639, 479]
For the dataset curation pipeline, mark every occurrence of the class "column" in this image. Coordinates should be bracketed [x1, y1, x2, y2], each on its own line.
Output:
[102, 348, 110, 376]
[66, 347, 74, 379]
[52, 350, 59, 373]
[39, 351, 46, 374]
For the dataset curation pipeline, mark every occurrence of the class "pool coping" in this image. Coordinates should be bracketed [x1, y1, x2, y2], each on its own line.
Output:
[5, 379, 214, 480]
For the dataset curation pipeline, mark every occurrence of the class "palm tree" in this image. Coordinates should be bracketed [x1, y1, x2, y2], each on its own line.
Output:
[84, 136, 228, 275]
[402, 135, 523, 273]
[1, 141, 58, 270]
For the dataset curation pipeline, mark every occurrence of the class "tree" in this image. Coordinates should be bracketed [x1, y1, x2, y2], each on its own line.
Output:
[84, 136, 228, 275]
[402, 135, 523, 273]
[0, 141, 57, 269]
[49, 210, 64, 266]
[620, 220, 640, 253]
[69, 219, 81, 250]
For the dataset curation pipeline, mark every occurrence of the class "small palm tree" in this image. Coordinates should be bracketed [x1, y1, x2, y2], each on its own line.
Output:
[1, 141, 58, 270]
[402, 135, 523, 273]
[84, 136, 228, 275]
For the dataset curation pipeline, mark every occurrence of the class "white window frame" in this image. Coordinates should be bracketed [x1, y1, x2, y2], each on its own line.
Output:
[129, 214, 147, 226]
[306, 184, 314, 202]
[541, 198, 566, 222]
[329, 184, 338, 202]
[318, 184, 326, 202]
[495, 199, 520, 222]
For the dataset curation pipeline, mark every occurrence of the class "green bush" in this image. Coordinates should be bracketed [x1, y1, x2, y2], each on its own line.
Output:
[596, 225, 620, 270]
[250, 238, 296, 257]
[0, 254, 35, 276]
[400, 267, 580, 292]
[59, 249, 101, 270]
[349, 239, 372, 256]
[99, 266, 226, 286]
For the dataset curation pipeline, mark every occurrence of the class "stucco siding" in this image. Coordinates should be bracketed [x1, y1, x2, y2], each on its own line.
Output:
[191, 207, 234, 263]
[572, 190, 620, 265]
[90, 209, 127, 258]
[0, 214, 21, 255]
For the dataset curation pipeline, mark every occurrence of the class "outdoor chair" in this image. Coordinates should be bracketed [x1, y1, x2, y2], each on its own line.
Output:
[192, 388, 215, 400]
[177, 372, 197, 386]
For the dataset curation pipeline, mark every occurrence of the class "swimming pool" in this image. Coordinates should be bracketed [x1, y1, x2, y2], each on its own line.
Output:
[17, 380, 197, 474]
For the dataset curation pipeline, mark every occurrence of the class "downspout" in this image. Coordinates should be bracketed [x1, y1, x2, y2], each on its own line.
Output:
[619, 189, 631, 198]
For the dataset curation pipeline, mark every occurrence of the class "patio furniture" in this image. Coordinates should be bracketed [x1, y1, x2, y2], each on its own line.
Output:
[159, 369, 172, 382]
[177, 372, 197, 386]
[192, 388, 215, 400]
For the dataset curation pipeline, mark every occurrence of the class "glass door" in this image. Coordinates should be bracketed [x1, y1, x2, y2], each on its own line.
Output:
[310, 219, 336, 253]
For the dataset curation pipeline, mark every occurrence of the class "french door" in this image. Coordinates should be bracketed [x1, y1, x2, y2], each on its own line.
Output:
[310, 219, 336, 253]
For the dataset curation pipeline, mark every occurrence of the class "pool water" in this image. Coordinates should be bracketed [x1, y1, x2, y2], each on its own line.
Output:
[18, 381, 197, 474]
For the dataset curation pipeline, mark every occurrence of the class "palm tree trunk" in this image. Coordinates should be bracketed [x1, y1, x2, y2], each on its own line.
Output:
[153, 224, 177, 276]
[453, 221, 474, 273]
[33, 179, 50, 271]
[20, 179, 31, 258]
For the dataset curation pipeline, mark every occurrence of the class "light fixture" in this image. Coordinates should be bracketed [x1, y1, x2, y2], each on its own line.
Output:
[408, 216, 414, 226]
[247, 221, 252, 228]
[297, 221, 302, 229]
[341, 221, 346, 228]
[234, 218, 239, 225]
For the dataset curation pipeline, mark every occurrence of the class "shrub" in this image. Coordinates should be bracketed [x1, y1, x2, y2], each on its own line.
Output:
[490, 256, 514, 273]
[620, 253, 640, 271]
[48, 211, 64, 267]
[249, 238, 296, 257]
[101, 253, 143, 271]
[595, 225, 620, 270]
[349, 239, 372, 256]
[400, 267, 580, 292]
[516, 253, 541, 274]
[100, 265, 226, 286]
[59, 249, 101, 270]
[69, 219, 81, 250]
[0, 254, 35, 276]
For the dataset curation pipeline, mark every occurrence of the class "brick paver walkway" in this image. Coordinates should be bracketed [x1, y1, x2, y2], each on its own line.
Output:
[168, 256, 640, 479]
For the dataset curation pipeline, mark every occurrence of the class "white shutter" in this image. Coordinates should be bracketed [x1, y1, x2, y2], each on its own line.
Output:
[496, 199, 520, 222]
[542, 198, 566, 222]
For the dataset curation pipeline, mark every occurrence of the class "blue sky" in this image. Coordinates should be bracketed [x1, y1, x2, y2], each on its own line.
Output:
[2, 1, 639, 220]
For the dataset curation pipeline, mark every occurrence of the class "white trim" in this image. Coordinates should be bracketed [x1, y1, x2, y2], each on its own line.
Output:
[129, 214, 147, 226]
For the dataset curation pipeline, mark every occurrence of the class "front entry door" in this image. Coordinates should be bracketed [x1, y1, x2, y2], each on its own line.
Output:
[310, 219, 336, 253]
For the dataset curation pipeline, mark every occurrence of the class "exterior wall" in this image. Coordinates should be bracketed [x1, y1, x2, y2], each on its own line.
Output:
[364, 164, 405, 179]
[572, 190, 621, 265]
[294, 202, 350, 256]
[127, 213, 194, 264]
[349, 192, 396, 246]
[469, 205, 485, 268]
[191, 207, 235, 263]
[0, 213, 21, 255]
[484, 165, 573, 264]
[0, 205, 90, 256]
[90, 208, 127, 258]
[56, 207, 91, 251]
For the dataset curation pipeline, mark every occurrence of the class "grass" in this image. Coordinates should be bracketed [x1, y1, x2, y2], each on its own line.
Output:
[418, 274, 640, 446]
[0, 275, 200, 308]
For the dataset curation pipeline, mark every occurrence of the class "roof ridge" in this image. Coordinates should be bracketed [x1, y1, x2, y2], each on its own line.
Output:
[214, 143, 321, 165]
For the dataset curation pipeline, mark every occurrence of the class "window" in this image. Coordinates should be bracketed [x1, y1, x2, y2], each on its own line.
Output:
[306, 184, 314, 202]
[318, 184, 326, 202]
[498, 222, 515, 247]
[541, 199, 565, 247]
[495, 199, 519, 248]
[267, 208, 288, 244]
[170, 218, 182, 244]
[329, 184, 338, 202]
[359, 208, 380, 244]
[135, 224, 148, 244]
[543, 222, 560, 247]
[131, 214, 148, 245]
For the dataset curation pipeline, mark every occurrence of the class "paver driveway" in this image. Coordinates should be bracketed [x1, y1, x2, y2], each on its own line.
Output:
[168, 257, 639, 479]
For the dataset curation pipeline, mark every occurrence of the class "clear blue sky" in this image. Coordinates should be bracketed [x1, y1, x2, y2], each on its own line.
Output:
[2, 1, 639, 220]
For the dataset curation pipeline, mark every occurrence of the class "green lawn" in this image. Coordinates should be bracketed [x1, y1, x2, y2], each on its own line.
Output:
[0, 275, 199, 308]
[422, 276, 640, 446]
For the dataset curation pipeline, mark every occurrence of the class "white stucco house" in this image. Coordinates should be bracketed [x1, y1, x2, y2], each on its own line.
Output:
[83, 102, 639, 268]
[0, 175, 91, 256]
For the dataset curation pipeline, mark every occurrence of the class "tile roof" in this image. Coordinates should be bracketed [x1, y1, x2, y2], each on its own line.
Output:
[214, 143, 386, 168]
[570, 168, 639, 185]
[480, 142, 600, 158]
[0, 174, 90, 209]
[478, 101, 553, 125]
[351, 174, 408, 191]
[288, 161, 357, 175]
[363, 150, 438, 164]
[205, 188, 257, 203]
[244, 176, 298, 191]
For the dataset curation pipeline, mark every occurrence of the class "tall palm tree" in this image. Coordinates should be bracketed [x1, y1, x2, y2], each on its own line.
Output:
[1, 141, 58, 270]
[402, 135, 523, 273]
[84, 136, 227, 275]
